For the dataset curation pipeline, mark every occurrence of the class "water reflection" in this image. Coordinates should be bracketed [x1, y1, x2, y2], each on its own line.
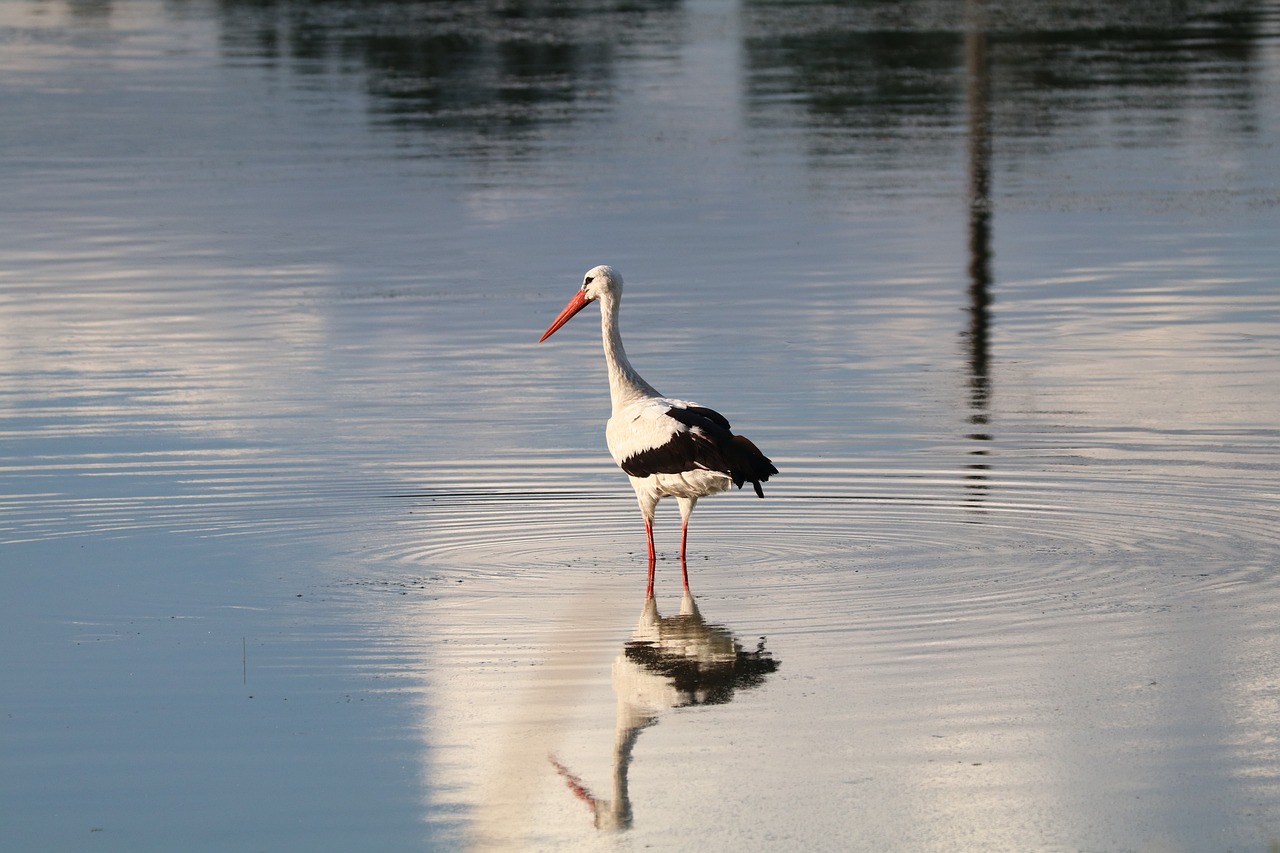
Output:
[198, 0, 1278, 178]
[6, 1, 1280, 849]
[742, 0, 1274, 191]
[28, 0, 1278, 158]
[964, 0, 993, 509]
[550, 592, 779, 831]
[65, 0, 112, 21]
[215, 0, 684, 157]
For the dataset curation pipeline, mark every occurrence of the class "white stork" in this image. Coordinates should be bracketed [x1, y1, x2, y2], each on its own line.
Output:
[539, 265, 777, 595]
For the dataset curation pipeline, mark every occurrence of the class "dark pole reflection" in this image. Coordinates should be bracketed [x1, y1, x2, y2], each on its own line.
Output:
[550, 592, 779, 831]
[964, 0, 993, 509]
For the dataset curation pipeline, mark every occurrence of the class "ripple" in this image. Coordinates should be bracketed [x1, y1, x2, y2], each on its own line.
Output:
[0, 449, 384, 545]
[324, 450, 1280, 630]
[5, 442, 1277, 631]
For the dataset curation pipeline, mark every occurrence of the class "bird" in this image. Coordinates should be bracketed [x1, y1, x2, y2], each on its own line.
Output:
[539, 265, 777, 596]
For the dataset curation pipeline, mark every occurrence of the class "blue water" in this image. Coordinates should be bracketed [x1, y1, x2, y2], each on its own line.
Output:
[2, 1, 1279, 850]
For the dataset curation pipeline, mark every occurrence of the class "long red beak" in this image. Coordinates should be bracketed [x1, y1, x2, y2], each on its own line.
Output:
[539, 290, 592, 342]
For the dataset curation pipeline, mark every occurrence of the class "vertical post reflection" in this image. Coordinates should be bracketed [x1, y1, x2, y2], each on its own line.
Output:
[964, 0, 993, 510]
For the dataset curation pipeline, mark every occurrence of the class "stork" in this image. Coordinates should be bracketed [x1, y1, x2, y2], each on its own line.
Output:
[539, 265, 777, 595]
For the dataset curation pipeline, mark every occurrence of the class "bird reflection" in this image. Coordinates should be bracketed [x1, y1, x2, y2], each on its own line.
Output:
[550, 591, 779, 831]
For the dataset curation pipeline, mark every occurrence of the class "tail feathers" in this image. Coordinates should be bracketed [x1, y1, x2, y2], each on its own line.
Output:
[728, 434, 778, 497]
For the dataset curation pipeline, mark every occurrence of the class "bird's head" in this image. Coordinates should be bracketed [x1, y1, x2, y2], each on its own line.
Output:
[539, 265, 621, 342]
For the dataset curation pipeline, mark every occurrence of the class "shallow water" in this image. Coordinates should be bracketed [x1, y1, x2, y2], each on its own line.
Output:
[2, 1, 1279, 850]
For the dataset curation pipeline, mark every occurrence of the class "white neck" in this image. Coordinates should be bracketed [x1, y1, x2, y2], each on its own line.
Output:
[599, 291, 660, 412]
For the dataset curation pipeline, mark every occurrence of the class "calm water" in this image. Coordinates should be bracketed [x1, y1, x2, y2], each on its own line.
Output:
[2, 1, 1279, 850]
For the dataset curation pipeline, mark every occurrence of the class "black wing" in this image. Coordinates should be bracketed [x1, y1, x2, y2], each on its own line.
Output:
[619, 405, 778, 496]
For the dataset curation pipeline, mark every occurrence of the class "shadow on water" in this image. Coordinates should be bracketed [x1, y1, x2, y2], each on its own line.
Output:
[549, 591, 779, 832]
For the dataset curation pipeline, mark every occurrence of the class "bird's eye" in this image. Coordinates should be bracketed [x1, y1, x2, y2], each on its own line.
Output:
[584, 276, 594, 286]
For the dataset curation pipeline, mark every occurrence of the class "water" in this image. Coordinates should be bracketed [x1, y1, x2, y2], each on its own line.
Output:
[2, 1, 1279, 850]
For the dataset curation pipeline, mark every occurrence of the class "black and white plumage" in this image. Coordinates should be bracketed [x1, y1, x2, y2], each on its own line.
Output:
[540, 265, 777, 594]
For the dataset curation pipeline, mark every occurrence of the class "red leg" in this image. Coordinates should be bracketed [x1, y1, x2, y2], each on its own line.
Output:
[645, 517, 656, 599]
[680, 516, 690, 590]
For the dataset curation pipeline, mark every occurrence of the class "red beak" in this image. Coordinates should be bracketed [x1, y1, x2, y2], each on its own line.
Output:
[539, 290, 592, 342]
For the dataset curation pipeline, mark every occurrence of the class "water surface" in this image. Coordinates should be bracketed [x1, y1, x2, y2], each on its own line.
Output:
[2, 1, 1279, 850]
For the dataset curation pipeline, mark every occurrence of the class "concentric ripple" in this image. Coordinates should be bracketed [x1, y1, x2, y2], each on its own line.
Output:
[307, 445, 1280, 623]
[7, 440, 1275, 611]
